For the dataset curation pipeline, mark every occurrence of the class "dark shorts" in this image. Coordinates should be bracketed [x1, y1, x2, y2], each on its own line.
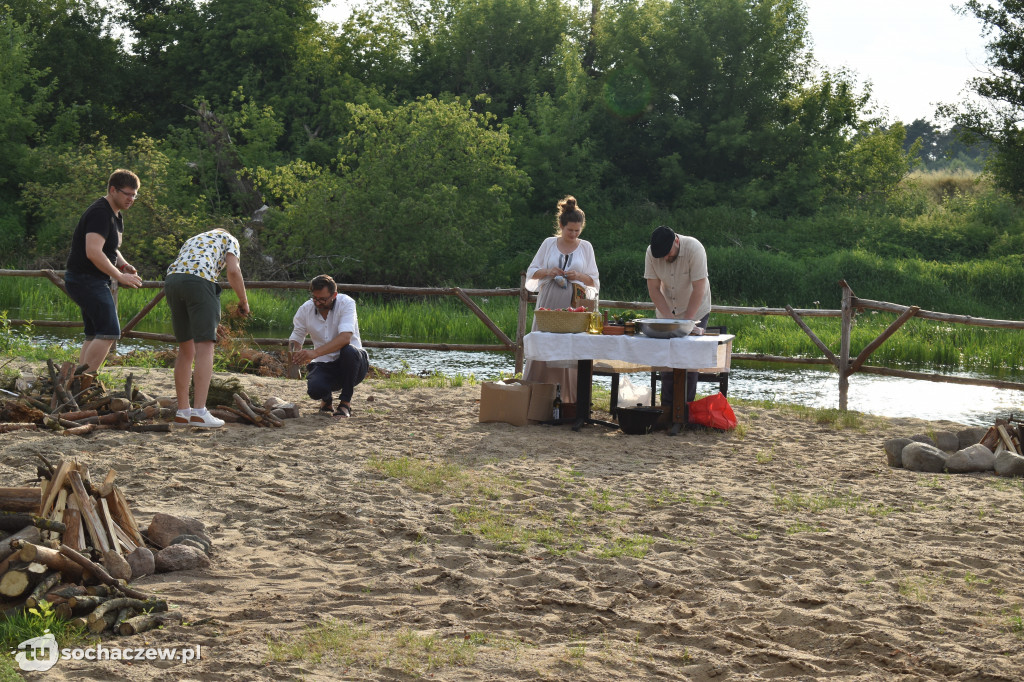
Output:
[64, 271, 120, 340]
[164, 273, 222, 343]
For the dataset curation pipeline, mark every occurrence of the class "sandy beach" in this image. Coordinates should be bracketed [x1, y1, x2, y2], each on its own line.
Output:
[2, 363, 1023, 681]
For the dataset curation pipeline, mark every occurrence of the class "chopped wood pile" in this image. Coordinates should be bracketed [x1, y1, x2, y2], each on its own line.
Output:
[0, 360, 300, 435]
[979, 417, 1024, 455]
[0, 457, 192, 636]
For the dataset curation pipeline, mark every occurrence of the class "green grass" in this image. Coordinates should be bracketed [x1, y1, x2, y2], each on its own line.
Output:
[0, 601, 92, 672]
[265, 618, 476, 674]
[5, 275, 1024, 377]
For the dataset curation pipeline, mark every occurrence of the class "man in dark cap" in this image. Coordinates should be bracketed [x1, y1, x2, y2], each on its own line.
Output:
[644, 225, 712, 415]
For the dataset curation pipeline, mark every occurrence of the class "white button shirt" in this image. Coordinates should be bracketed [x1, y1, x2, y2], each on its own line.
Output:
[288, 294, 363, 363]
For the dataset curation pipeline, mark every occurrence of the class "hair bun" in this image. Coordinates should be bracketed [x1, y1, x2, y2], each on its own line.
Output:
[559, 196, 577, 213]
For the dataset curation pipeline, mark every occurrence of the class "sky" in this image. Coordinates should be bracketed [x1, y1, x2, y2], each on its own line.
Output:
[803, 0, 990, 123]
[319, 0, 992, 124]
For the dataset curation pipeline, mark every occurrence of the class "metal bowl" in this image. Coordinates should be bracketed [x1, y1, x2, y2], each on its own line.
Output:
[635, 318, 696, 338]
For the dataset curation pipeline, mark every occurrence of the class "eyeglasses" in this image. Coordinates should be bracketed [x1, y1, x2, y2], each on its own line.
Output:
[115, 187, 138, 200]
[311, 294, 335, 304]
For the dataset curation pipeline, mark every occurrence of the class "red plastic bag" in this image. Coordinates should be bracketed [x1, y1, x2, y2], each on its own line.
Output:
[687, 392, 737, 430]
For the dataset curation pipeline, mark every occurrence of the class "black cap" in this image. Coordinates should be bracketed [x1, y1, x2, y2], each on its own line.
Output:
[650, 226, 675, 258]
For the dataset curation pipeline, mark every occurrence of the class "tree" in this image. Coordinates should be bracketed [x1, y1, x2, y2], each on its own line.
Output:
[588, 0, 864, 210]
[259, 96, 528, 285]
[19, 136, 212, 274]
[5, 0, 132, 143]
[941, 1, 1024, 194]
[369, 0, 575, 119]
[0, 8, 52, 257]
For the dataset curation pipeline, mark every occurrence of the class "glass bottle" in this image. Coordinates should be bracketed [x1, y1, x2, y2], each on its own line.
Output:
[552, 384, 562, 421]
[588, 310, 603, 334]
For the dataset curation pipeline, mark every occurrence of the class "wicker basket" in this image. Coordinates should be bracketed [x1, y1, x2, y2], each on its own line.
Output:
[535, 310, 591, 333]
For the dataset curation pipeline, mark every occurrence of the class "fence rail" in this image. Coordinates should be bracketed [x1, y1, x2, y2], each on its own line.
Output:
[3, 271, 1024, 407]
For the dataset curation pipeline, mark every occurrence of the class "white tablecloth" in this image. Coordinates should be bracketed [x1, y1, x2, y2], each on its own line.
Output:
[524, 332, 731, 370]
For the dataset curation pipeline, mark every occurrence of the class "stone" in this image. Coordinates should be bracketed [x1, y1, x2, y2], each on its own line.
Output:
[932, 431, 960, 453]
[126, 547, 155, 579]
[901, 442, 947, 473]
[945, 444, 996, 473]
[995, 450, 1024, 477]
[909, 434, 936, 447]
[957, 427, 989, 450]
[155, 544, 211, 573]
[102, 550, 132, 581]
[884, 438, 913, 468]
[171, 533, 211, 556]
[147, 513, 211, 549]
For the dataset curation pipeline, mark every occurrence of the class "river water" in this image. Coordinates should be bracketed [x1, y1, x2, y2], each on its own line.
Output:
[18, 329, 1024, 427]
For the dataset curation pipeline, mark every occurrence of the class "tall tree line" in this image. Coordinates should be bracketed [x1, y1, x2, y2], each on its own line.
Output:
[1, 0, 942, 287]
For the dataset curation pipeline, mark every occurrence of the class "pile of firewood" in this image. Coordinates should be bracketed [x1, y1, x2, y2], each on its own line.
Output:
[0, 457, 184, 635]
[979, 417, 1024, 455]
[0, 360, 299, 435]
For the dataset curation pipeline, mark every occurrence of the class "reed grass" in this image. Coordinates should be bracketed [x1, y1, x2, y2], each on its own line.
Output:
[4, 277, 1024, 377]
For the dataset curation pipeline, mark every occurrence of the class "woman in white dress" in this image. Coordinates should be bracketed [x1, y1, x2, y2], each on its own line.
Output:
[523, 196, 600, 403]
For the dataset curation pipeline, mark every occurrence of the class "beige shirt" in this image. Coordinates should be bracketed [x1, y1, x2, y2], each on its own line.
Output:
[643, 234, 712, 320]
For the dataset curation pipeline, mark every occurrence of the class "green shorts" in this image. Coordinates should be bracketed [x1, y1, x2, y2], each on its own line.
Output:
[164, 272, 222, 343]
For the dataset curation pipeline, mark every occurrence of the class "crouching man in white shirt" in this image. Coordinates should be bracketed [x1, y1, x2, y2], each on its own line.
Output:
[288, 274, 369, 418]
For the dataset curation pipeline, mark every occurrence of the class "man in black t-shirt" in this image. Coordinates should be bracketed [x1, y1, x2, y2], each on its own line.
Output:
[64, 169, 144, 371]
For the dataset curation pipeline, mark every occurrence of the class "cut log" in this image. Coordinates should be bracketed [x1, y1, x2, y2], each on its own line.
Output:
[119, 610, 182, 636]
[68, 470, 110, 553]
[80, 396, 111, 412]
[25, 571, 62, 608]
[62, 508, 83, 551]
[87, 597, 166, 632]
[0, 561, 45, 597]
[0, 570, 30, 597]
[114, 606, 136, 632]
[233, 393, 265, 425]
[0, 511, 65, 533]
[57, 409, 98, 421]
[18, 542, 86, 581]
[58, 544, 155, 601]
[86, 584, 116, 597]
[997, 425, 1018, 454]
[62, 424, 96, 436]
[86, 608, 118, 633]
[0, 525, 41, 562]
[0, 487, 42, 514]
[0, 423, 38, 433]
[67, 594, 109, 611]
[103, 486, 145, 548]
[41, 460, 76, 517]
[48, 488, 67, 542]
[99, 499, 121, 556]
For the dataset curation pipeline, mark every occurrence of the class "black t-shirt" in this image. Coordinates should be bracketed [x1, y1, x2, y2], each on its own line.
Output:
[65, 197, 123, 278]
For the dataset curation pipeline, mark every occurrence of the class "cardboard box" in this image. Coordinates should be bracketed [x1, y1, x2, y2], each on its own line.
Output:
[479, 379, 557, 426]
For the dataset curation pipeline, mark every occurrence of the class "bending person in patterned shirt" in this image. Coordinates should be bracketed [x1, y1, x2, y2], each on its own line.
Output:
[288, 274, 369, 418]
[164, 228, 250, 428]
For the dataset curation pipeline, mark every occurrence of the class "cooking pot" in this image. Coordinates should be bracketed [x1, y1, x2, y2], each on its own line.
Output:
[635, 318, 696, 338]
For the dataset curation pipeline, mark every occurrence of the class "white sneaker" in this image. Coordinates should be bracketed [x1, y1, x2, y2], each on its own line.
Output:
[189, 411, 225, 428]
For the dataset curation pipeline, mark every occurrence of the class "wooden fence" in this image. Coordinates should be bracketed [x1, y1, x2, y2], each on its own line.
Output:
[4, 270, 1024, 409]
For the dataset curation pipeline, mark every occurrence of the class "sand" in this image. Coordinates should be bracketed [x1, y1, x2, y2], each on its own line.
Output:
[2, 364, 1024, 681]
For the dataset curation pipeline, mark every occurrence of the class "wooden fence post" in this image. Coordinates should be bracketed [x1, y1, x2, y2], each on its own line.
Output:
[514, 272, 528, 375]
[838, 280, 854, 411]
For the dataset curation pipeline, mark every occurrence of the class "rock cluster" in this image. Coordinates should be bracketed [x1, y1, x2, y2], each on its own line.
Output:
[146, 512, 213, 574]
[885, 426, 1024, 476]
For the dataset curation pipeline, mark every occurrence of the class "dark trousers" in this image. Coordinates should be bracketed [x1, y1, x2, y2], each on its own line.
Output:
[306, 345, 369, 404]
[660, 313, 710, 406]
